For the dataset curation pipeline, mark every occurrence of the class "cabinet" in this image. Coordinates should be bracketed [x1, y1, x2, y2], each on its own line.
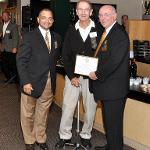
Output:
[129, 20, 150, 45]
[128, 20, 150, 76]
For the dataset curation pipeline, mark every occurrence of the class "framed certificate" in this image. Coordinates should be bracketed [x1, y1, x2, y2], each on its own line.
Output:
[74, 55, 98, 76]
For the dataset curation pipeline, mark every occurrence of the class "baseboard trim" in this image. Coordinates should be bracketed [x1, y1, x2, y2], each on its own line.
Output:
[93, 121, 150, 150]
[124, 137, 150, 150]
[55, 102, 150, 150]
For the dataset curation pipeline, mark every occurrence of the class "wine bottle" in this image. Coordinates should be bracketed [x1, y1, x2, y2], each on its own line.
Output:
[130, 59, 137, 78]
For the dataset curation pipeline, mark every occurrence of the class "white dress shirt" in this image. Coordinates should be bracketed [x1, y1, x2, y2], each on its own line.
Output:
[75, 19, 95, 42]
[38, 25, 51, 49]
[105, 21, 116, 36]
[3, 21, 10, 37]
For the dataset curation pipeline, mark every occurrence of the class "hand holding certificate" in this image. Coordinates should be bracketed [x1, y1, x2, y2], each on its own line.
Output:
[74, 55, 98, 76]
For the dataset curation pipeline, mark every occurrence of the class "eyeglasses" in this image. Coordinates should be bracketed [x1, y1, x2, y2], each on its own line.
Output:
[77, 8, 91, 12]
[98, 13, 112, 18]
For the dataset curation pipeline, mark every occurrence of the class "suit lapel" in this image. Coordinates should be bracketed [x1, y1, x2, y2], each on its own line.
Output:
[50, 30, 55, 52]
[96, 22, 118, 56]
[104, 22, 118, 41]
[76, 29, 84, 43]
[37, 28, 57, 54]
[100, 23, 118, 48]
[37, 28, 44, 41]
[37, 28, 49, 52]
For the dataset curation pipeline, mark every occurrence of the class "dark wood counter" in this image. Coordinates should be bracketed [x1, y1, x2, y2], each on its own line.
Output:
[128, 85, 150, 104]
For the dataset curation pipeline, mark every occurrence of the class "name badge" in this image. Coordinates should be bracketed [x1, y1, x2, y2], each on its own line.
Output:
[89, 32, 97, 38]
[54, 41, 58, 49]
[6, 30, 10, 34]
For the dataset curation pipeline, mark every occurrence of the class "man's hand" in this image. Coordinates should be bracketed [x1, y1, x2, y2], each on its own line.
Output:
[23, 83, 33, 95]
[12, 48, 17, 53]
[71, 77, 80, 87]
[89, 72, 97, 80]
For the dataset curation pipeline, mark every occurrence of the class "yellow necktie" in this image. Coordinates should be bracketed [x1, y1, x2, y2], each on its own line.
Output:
[45, 31, 51, 52]
[94, 31, 106, 57]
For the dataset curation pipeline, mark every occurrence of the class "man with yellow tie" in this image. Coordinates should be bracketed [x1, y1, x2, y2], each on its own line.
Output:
[89, 5, 129, 150]
[17, 8, 61, 150]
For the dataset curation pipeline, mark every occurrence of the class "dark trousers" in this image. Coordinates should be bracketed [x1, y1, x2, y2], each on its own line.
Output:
[101, 98, 126, 150]
[1, 51, 18, 81]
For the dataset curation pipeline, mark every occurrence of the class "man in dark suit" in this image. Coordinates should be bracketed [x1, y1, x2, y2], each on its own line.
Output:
[17, 9, 61, 150]
[121, 14, 128, 32]
[89, 5, 129, 150]
[0, 10, 19, 83]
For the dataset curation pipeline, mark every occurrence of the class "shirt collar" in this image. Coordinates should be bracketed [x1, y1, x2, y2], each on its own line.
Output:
[38, 25, 49, 34]
[75, 19, 95, 30]
[105, 21, 116, 35]
[4, 20, 10, 26]
[38, 25, 51, 39]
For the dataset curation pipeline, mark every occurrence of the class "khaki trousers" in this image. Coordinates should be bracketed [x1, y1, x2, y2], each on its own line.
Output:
[59, 76, 97, 140]
[20, 77, 53, 144]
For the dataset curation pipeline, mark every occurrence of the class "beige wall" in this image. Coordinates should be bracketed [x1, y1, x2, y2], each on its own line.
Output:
[137, 62, 150, 77]
[17, 0, 143, 26]
[124, 99, 150, 149]
[70, 0, 143, 23]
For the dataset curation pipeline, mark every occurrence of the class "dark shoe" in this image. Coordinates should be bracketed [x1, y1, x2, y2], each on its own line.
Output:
[95, 144, 109, 150]
[36, 142, 48, 150]
[4, 79, 9, 83]
[4, 78, 16, 84]
[80, 137, 92, 148]
[55, 139, 71, 148]
[26, 144, 35, 150]
[9, 80, 16, 84]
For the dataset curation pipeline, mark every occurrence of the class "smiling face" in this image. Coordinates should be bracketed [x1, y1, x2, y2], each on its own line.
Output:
[99, 5, 117, 29]
[121, 15, 128, 25]
[2, 11, 11, 23]
[37, 9, 54, 30]
[76, 1, 93, 22]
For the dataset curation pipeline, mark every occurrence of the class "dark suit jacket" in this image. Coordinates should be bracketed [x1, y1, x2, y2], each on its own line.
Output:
[0, 21, 19, 52]
[17, 28, 61, 98]
[89, 22, 129, 101]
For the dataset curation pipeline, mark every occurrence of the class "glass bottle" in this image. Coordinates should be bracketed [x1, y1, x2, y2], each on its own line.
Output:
[130, 58, 137, 78]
